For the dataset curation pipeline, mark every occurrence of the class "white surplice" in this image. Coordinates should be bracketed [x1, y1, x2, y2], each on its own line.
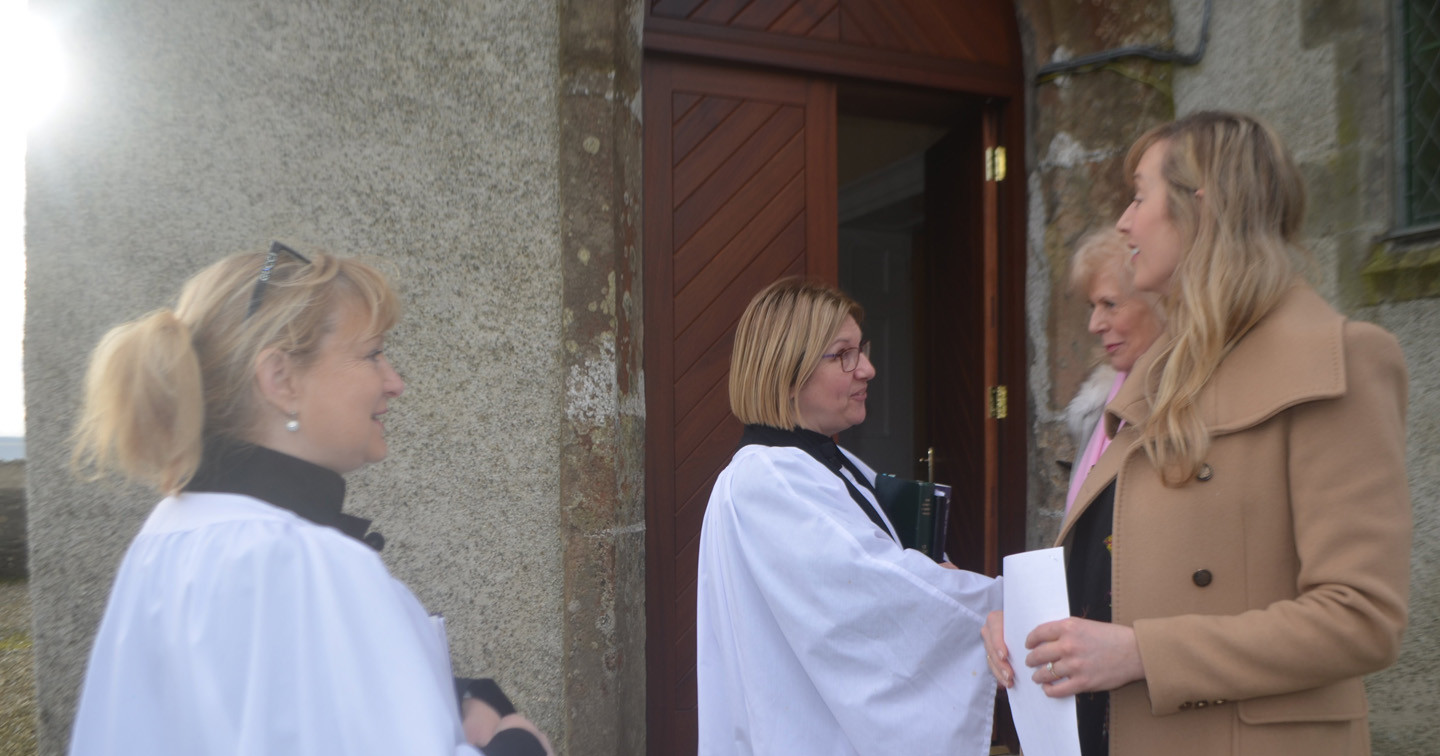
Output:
[696, 443, 1000, 756]
[69, 492, 479, 756]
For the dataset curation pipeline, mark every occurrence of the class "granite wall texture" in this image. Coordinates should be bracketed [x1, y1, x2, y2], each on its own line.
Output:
[23, 1, 643, 753]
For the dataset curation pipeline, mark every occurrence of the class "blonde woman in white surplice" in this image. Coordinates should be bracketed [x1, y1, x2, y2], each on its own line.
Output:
[68, 246, 550, 756]
[696, 279, 999, 756]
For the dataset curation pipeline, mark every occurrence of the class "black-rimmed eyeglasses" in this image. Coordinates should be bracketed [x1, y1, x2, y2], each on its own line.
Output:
[245, 241, 311, 319]
[821, 340, 871, 372]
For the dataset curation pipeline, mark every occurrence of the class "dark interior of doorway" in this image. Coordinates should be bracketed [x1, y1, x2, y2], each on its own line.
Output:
[835, 81, 984, 487]
[835, 114, 939, 479]
[834, 82, 1022, 754]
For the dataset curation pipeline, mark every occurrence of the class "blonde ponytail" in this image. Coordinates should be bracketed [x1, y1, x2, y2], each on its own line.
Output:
[71, 245, 398, 494]
[72, 310, 206, 494]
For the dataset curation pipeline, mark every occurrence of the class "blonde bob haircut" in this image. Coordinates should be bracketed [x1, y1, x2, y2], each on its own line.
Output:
[72, 246, 399, 494]
[1125, 111, 1306, 485]
[729, 278, 864, 430]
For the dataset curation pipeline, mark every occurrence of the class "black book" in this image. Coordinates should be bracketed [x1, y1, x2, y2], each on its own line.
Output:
[873, 474, 952, 562]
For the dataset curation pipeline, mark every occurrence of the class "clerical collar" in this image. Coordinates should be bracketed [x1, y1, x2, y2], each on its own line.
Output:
[738, 424, 892, 539]
[185, 437, 382, 550]
[740, 425, 850, 475]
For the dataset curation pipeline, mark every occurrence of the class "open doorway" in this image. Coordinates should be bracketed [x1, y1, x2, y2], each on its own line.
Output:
[835, 96, 1021, 751]
[835, 88, 993, 575]
[641, 53, 1027, 753]
[835, 120, 936, 479]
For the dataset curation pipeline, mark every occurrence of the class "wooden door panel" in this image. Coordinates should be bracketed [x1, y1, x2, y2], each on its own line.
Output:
[673, 426, 740, 506]
[731, 0, 803, 31]
[673, 95, 741, 159]
[674, 538, 701, 615]
[654, 0, 842, 40]
[649, 0, 1016, 70]
[674, 110, 805, 240]
[645, 58, 836, 756]
[673, 467, 720, 552]
[674, 380, 733, 463]
[672, 335, 732, 423]
[841, 0, 988, 60]
[673, 101, 786, 204]
[672, 161, 806, 291]
[686, 0, 751, 25]
[924, 123, 989, 575]
[651, 0, 707, 19]
[840, 0, 925, 52]
[674, 217, 804, 333]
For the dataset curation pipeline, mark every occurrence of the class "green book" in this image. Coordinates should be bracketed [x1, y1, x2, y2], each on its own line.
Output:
[873, 474, 952, 562]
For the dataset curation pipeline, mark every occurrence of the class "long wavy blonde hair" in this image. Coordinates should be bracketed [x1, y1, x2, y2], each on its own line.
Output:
[1128, 111, 1307, 485]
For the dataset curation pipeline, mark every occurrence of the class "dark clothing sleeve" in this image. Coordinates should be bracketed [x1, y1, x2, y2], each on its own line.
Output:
[481, 728, 547, 756]
[1068, 481, 1115, 756]
[455, 677, 544, 755]
[455, 677, 517, 717]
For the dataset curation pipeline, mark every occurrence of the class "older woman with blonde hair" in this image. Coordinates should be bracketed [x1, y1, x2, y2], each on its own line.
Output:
[696, 278, 1000, 756]
[69, 243, 550, 756]
[984, 112, 1411, 756]
[1062, 228, 1163, 513]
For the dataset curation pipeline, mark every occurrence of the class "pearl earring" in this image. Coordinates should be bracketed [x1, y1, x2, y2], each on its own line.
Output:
[285, 412, 300, 433]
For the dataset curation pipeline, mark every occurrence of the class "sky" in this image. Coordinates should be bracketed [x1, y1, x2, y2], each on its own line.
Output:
[0, 0, 66, 438]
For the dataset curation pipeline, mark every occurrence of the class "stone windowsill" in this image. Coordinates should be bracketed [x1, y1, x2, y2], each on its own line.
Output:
[1362, 228, 1440, 304]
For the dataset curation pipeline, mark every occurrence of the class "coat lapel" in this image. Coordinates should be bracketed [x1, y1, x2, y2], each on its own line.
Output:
[1055, 284, 1348, 546]
[1196, 285, 1347, 436]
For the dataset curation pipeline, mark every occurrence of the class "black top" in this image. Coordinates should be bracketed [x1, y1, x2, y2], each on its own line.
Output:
[1068, 480, 1116, 756]
[739, 424, 894, 539]
[185, 437, 382, 550]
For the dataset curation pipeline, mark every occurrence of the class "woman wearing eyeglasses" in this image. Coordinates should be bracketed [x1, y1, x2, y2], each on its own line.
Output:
[695, 278, 1000, 756]
[68, 245, 551, 756]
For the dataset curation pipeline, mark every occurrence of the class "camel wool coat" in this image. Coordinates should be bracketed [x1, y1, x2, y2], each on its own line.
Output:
[1059, 284, 1411, 756]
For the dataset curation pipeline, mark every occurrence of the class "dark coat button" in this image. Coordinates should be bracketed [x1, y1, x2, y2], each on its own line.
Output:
[1192, 569, 1213, 587]
[1197, 463, 1213, 481]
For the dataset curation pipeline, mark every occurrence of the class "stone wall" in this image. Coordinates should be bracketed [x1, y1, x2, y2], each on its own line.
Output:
[23, 1, 643, 753]
[1013, 0, 1177, 549]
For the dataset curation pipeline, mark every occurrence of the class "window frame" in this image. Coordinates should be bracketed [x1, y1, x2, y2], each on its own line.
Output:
[1393, 0, 1440, 237]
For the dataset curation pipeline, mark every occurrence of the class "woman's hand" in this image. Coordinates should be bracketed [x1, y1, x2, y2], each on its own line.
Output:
[980, 610, 1014, 688]
[1023, 616, 1145, 697]
[461, 697, 502, 746]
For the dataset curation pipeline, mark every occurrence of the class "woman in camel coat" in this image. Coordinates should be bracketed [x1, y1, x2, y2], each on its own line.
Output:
[983, 111, 1411, 755]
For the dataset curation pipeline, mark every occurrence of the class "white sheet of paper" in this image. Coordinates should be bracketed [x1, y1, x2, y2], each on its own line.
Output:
[1002, 547, 1082, 756]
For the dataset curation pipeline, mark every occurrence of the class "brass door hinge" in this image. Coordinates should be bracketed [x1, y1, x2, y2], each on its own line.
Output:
[984, 146, 1007, 182]
[988, 385, 1008, 419]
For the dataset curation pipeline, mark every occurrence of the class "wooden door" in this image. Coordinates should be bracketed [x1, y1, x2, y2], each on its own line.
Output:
[921, 121, 990, 574]
[642, 58, 837, 754]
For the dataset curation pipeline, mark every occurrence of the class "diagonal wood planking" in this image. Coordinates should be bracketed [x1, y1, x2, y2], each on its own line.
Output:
[645, 59, 834, 751]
